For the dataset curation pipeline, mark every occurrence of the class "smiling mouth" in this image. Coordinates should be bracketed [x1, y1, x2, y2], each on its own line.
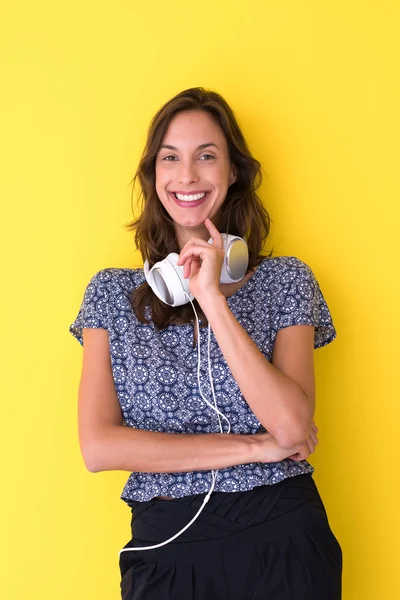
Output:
[170, 191, 210, 202]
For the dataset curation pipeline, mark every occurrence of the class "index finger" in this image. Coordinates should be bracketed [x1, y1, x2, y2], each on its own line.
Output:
[204, 218, 224, 249]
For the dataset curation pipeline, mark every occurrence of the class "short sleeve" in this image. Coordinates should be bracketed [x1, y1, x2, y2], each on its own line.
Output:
[272, 257, 337, 349]
[69, 269, 111, 346]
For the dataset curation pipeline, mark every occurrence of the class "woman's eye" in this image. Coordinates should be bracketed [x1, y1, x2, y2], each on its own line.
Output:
[160, 154, 215, 162]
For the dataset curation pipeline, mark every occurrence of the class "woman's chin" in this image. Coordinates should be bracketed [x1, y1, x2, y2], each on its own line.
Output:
[177, 220, 206, 232]
[175, 211, 212, 229]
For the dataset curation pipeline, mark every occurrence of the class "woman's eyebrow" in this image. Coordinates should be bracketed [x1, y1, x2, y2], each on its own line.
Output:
[159, 143, 219, 151]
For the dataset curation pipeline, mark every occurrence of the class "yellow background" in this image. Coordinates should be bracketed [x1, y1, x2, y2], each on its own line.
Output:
[1, 1, 399, 598]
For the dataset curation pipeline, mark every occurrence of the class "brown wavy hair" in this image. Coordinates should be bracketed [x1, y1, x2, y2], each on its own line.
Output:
[124, 87, 273, 332]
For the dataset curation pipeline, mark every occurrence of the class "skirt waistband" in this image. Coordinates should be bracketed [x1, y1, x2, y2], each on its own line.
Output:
[128, 473, 326, 545]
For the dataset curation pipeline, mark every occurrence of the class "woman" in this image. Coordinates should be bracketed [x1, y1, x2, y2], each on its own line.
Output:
[70, 87, 342, 599]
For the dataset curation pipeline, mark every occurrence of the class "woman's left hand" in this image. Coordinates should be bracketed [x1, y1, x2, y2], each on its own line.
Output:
[176, 218, 225, 303]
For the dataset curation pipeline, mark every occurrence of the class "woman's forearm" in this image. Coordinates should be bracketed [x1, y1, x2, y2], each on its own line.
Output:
[199, 292, 313, 446]
[84, 426, 285, 473]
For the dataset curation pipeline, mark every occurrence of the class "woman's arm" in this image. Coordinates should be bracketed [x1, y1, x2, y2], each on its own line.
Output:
[199, 293, 315, 448]
[78, 329, 317, 473]
[86, 427, 304, 474]
[177, 219, 315, 448]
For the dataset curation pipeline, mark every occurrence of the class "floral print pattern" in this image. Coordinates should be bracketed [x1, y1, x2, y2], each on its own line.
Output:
[69, 256, 336, 502]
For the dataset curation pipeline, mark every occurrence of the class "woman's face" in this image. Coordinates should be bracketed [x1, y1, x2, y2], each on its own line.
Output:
[155, 109, 236, 245]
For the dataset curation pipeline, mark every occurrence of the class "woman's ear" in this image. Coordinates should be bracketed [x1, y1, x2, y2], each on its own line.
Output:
[228, 164, 237, 187]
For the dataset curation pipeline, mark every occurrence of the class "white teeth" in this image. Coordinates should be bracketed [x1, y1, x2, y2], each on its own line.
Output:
[175, 192, 207, 202]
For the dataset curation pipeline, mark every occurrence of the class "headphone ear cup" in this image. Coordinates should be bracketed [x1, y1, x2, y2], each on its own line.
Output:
[144, 254, 194, 307]
[208, 234, 249, 284]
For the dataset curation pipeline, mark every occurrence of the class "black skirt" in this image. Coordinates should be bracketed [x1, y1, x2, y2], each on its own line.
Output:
[119, 473, 342, 599]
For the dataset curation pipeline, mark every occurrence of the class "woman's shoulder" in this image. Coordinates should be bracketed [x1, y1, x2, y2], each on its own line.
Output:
[88, 265, 146, 293]
[258, 254, 314, 277]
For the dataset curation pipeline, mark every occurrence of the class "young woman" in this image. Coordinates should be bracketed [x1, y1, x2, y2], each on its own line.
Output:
[70, 87, 342, 599]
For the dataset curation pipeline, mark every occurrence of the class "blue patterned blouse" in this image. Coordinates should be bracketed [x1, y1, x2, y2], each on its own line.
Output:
[69, 255, 336, 503]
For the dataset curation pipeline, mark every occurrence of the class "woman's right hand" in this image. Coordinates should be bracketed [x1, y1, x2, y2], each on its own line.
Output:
[286, 422, 319, 461]
[253, 423, 319, 463]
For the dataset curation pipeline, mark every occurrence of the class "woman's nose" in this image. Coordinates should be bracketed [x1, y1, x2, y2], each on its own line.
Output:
[177, 160, 199, 184]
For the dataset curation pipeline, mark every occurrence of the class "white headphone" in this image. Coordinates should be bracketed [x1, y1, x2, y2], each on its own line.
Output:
[143, 233, 249, 306]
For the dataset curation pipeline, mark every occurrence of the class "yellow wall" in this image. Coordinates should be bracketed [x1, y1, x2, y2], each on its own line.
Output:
[1, 1, 398, 598]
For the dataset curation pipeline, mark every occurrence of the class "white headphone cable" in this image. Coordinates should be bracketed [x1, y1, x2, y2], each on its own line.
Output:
[119, 292, 230, 554]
